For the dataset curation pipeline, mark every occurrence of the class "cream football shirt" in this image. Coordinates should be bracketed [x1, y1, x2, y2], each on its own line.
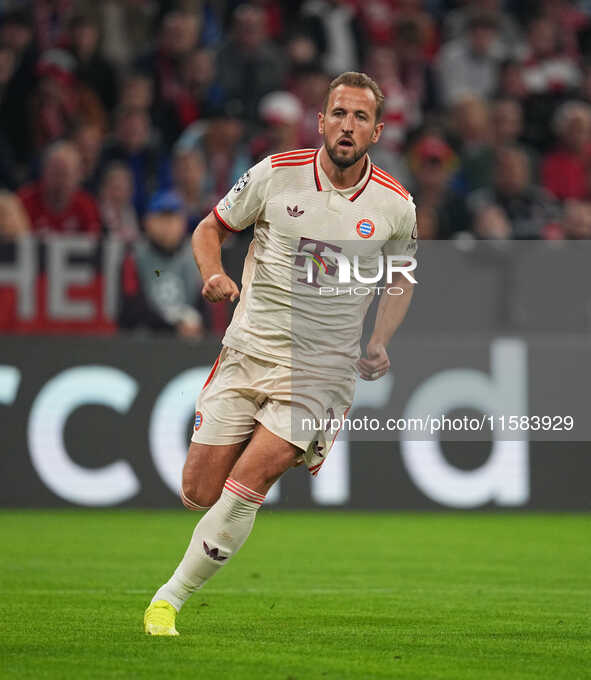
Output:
[213, 148, 417, 378]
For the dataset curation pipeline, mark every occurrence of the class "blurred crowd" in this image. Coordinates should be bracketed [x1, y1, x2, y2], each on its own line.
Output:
[2, 0, 591, 336]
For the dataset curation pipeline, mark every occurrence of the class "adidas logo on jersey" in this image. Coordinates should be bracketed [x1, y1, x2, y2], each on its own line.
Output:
[287, 205, 304, 217]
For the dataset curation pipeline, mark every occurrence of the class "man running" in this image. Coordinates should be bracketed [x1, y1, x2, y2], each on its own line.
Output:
[144, 71, 417, 635]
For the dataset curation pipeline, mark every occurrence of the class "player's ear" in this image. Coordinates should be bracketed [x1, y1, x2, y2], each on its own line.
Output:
[318, 111, 325, 135]
[371, 121, 384, 143]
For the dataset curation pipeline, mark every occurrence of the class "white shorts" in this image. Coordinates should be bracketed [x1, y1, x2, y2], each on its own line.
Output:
[191, 346, 355, 476]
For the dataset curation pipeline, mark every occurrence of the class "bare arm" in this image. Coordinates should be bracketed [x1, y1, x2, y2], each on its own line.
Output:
[191, 211, 240, 302]
[357, 274, 415, 381]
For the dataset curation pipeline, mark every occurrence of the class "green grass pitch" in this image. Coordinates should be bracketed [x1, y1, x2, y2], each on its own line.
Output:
[1, 511, 590, 680]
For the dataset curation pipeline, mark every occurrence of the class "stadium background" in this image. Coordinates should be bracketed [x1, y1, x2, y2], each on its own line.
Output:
[1, 0, 590, 511]
[1, 3, 590, 679]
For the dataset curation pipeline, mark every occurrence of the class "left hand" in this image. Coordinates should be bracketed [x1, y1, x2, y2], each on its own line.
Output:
[357, 341, 390, 381]
[176, 318, 204, 340]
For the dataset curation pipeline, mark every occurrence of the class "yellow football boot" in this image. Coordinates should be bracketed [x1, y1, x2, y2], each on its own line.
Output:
[144, 600, 179, 636]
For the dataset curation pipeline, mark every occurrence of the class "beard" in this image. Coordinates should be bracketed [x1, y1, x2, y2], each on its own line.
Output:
[324, 136, 371, 169]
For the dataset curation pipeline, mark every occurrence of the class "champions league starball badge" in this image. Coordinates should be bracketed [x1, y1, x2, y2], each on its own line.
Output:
[233, 171, 251, 193]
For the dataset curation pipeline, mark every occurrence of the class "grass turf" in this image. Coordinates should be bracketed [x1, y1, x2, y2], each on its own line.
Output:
[1, 511, 589, 680]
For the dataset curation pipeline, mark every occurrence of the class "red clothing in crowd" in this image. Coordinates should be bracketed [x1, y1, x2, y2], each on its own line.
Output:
[18, 182, 101, 234]
[541, 149, 591, 201]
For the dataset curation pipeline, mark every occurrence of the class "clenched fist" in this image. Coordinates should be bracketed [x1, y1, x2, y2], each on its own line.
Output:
[202, 273, 240, 303]
[357, 341, 390, 381]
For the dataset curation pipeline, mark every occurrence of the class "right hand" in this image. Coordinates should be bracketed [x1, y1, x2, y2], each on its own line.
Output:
[202, 273, 240, 303]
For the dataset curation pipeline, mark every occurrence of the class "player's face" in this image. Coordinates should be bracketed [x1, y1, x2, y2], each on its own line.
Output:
[319, 85, 383, 169]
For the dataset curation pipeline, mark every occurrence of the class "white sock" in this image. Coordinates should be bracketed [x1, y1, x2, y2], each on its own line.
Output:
[151, 478, 265, 611]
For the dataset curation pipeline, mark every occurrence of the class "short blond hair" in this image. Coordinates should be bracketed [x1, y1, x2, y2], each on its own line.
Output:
[323, 71, 385, 123]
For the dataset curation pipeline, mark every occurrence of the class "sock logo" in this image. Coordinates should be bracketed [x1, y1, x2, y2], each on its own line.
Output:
[203, 540, 227, 562]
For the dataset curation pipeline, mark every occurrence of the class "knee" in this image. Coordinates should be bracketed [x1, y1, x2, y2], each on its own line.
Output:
[180, 479, 220, 510]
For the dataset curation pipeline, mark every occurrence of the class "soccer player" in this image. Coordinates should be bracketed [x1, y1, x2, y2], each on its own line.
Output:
[144, 72, 417, 635]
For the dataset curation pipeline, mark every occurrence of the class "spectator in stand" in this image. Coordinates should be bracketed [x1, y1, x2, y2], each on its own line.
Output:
[98, 0, 159, 68]
[99, 161, 139, 244]
[181, 49, 225, 119]
[491, 98, 523, 148]
[285, 33, 319, 74]
[300, 0, 365, 75]
[497, 60, 549, 152]
[176, 102, 252, 209]
[522, 16, 581, 95]
[451, 95, 495, 193]
[541, 101, 591, 201]
[415, 204, 438, 240]
[394, 19, 439, 119]
[490, 97, 539, 176]
[0, 43, 20, 189]
[539, 0, 589, 59]
[66, 12, 118, 113]
[436, 10, 506, 108]
[357, 0, 396, 46]
[251, 91, 303, 161]
[171, 147, 206, 234]
[290, 64, 329, 149]
[579, 62, 591, 106]
[135, 9, 201, 120]
[496, 59, 527, 101]
[471, 204, 514, 240]
[546, 199, 591, 239]
[0, 9, 37, 166]
[0, 190, 31, 240]
[156, 48, 225, 146]
[18, 140, 100, 235]
[468, 145, 559, 239]
[72, 121, 105, 194]
[118, 71, 154, 113]
[362, 45, 414, 183]
[248, 0, 285, 40]
[443, 0, 524, 56]
[118, 189, 204, 338]
[217, 5, 285, 121]
[408, 133, 467, 238]
[366, 46, 412, 152]
[33, 0, 75, 52]
[520, 16, 581, 150]
[29, 48, 107, 152]
[392, 0, 439, 61]
[99, 106, 171, 217]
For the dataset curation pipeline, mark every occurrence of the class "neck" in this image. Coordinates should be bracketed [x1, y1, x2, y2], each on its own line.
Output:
[319, 146, 368, 189]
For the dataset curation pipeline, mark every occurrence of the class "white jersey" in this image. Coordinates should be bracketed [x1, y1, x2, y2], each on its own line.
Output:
[213, 147, 417, 378]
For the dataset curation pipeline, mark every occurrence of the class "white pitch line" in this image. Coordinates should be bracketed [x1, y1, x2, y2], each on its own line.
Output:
[18, 586, 591, 597]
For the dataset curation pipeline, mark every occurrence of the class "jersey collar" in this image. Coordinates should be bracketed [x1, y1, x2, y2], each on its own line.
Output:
[314, 148, 373, 202]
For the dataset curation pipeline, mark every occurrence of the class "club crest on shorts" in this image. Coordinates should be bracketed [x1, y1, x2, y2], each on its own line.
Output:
[194, 410, 203, 431]
[356, 218, 375, 238]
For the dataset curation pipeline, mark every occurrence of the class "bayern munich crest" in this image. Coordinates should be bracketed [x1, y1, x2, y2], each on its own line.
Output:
[356, 218, 375, 238]
[194, 411, 203, 431]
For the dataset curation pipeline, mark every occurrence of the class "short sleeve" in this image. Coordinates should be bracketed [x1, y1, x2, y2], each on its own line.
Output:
[213, 157, 272, 232]
[382, 195, 418, 259]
